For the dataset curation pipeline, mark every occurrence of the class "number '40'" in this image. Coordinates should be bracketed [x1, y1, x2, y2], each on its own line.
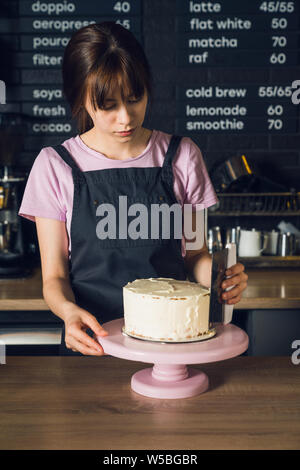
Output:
[114, 1, 131, 13]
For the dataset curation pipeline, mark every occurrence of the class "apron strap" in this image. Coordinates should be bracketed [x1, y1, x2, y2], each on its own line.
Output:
[52, 144, 82, 173]
[162, 135, 182, 183]
[162, 135, 182, 168]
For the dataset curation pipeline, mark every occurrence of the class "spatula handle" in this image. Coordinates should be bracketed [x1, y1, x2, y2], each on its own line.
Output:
[223, 243, 237, 324]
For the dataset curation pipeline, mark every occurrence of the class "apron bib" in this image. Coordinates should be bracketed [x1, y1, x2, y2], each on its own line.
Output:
[52, 134, 188, 355]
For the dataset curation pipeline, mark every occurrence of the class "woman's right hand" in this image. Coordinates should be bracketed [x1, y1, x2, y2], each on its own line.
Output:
[64, 306, 108, 355]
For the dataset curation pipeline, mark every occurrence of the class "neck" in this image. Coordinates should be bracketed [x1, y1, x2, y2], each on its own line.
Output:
[80, 127, 151, 160]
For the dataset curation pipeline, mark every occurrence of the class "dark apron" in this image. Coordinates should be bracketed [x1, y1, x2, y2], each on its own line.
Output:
[52, 134, 188, 355]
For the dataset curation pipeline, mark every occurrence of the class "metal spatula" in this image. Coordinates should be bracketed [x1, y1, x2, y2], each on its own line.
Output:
[209, 243, 237, 325]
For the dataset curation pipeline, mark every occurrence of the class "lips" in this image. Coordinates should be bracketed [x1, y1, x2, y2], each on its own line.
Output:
[116, 128, 135, 135]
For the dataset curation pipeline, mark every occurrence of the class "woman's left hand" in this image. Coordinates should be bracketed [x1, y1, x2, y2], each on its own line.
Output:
[221, 263, 248, 305]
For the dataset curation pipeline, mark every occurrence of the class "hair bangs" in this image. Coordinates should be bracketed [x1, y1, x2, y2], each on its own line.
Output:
[86, 53, 146, 111]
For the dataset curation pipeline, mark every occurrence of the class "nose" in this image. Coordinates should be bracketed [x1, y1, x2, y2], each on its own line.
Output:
[117, 103, 132, 125]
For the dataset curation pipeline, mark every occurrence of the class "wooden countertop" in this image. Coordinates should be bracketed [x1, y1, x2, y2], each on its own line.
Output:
[0, 266, 300, 310]
[0, 356, 299, 450]
[239, 268, 300, 309]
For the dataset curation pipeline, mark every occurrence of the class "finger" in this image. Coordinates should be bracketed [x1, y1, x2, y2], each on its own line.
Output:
[75, 331, 103, 352]
[65, 343, 82, 354]
[226, 294, 242, 305]
[68, 336, 106, 356]
[222, 282, 247, 300]
[226, 263, 245, 276]
[66, 339, 100, 355]
[67, 328, 103, 351]
[81, 312, 109, 337]
[92, 333, 109, 355]
[222, 273, 248, 289]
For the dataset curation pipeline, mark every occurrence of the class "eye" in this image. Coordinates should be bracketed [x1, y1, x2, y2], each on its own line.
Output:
[102, 96, 142, 110]
[128, 96, 142, 104]
[102, 104, 116, 111]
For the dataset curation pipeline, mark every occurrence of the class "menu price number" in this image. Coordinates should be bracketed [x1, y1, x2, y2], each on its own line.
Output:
[258, 85, 292, 98]
[269, 22, 290, 67]
[269, 52, 286, 64]
[270, 20, 290, 64]
[271, 18, 289, 29]
[271, 36, 287, 47]
[266, 102, 292, 132]
[268, 118, 283, 130]
[114, 1, 131, 13]
[259, 1, 295, 13]
[267, 104, 284, 115]
[116, 19, 131, 29]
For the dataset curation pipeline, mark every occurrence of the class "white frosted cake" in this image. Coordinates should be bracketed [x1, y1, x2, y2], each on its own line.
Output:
[123, 277, 212, 342]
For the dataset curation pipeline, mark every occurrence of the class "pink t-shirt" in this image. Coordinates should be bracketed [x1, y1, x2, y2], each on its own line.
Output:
[19, 129, 218, 257]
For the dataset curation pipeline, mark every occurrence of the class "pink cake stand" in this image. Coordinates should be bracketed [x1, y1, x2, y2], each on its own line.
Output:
[96, 318, 249, 399]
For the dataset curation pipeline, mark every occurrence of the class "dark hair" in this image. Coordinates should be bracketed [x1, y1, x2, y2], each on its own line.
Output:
[62, 22, 153, 134]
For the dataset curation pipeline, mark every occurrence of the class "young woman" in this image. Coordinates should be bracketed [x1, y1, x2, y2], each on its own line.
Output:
[19, 22, 248, 356]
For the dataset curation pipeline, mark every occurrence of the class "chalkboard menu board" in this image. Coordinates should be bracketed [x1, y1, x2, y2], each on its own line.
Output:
[175, 0, 299, 134]
[0, 0, 142, 156]
[0, 0, 300, 189]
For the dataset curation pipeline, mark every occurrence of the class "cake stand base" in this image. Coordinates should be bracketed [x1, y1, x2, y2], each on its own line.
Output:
[96, 318, 249, 400]
[131, 365, 209, 399]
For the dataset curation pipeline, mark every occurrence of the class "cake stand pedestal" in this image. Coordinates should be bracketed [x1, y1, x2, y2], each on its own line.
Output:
[97, 318, 249, 399]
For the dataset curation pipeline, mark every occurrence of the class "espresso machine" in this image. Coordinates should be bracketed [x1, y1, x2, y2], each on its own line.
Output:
[0, 113, 30, 277]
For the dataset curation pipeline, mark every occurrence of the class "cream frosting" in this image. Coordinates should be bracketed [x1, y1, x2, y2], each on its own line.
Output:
[123, 277, 210, 341]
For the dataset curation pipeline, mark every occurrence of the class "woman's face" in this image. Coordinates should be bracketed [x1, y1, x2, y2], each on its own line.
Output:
[84, 86, 148, 140]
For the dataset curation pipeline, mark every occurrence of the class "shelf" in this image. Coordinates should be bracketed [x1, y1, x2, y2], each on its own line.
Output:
[210, 192, 300, 215]
[238, 256, 300, 268]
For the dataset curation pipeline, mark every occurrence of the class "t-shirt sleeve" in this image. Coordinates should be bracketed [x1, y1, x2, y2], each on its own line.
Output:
[18, 147, 67, 223]
[183, 138, 218, 210]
